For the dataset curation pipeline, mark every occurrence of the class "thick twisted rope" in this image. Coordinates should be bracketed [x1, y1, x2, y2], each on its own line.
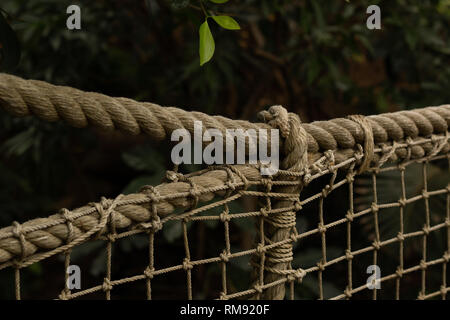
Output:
[0, 165, 262, 268]
[0, 132, 447, 270]
[0, 73, 270, 151]
[249, 106, 309, 300]
[0, 74, 449, 277]
[0, 74, 448, 166]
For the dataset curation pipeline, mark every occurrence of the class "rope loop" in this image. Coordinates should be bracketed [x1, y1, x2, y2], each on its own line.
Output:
[344, 286, 352, 298]
[396, 267, 404, 279]
[258, 105, 308, 172]
[345, 249, 354, 260]
[346, 211, 354, 222]
[12, 221, 26, 260]
[58, 290, 69, 300]
[220, 251, 230, 263]
[347, 115, 374, 173]
[144, 266, 155, 279]
[289, 268, 306, 283]
[165, 170, 184, 183]
[182, 258, 193, 271]
[102, 278, 113, 292]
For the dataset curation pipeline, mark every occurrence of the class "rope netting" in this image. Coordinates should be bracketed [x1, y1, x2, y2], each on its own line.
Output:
[0, 74, 448, 300]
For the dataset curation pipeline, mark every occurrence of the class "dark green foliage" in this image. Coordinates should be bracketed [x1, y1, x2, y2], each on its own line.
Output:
[0, 10, 21, 71]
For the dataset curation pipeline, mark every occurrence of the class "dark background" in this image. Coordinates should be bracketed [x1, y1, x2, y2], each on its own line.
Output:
[0, 0, 449, 299]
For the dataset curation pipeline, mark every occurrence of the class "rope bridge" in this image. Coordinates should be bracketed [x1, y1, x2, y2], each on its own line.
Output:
[0, 73, 448, 300]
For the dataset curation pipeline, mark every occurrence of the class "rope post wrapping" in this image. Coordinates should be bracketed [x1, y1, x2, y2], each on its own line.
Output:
[250, 106, 308, 300]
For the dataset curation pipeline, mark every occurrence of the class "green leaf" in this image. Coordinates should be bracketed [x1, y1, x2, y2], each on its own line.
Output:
[199, 20, 215, 66]
[212, 15, 240, 30]
[209, 0, 229, 4]
[311, 0, 326, 28]
[0, 11, 20, 71]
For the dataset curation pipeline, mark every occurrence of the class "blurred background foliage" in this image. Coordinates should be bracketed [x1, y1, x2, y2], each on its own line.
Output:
[0, 0, 449, 299]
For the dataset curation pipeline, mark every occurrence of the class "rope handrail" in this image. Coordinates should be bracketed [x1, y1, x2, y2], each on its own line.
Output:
[0, 73, 449, 163]
[0, 73, 449, 300]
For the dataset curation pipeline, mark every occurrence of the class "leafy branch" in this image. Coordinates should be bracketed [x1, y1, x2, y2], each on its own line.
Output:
[196, 0, 241, 66]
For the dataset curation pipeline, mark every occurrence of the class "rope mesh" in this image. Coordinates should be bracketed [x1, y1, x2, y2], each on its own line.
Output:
[0, 74, 448, 300]
[2, 135, 448, 300]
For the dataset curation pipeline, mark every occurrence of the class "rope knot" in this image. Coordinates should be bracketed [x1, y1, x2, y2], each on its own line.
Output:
[444, 252, 450, 263]
[253, 284, 263, 294]
[144, 266, 155, 279]
[344, 286, 352, 298]
[151, 216, 162, 232]
[259, 207, 269, 217]
[294, 200, 303, 211]
[219, 292, 228, 300]
[318, 224, 327, 234]
[345, 249, 354, 260]
[346, 173, 355, 184]
[12, 259, 24, 269]
[182, 258, 193, 271]
[220, 212, 231, 222]
[58, 290, 69, 300]
[324, 150, 335, 166]
[256, 243, 266, 254]
[12, 221, 24, 239]
[261, 178, 273, 190]
[226, 180, 236, 191]
[396, 267, 404, 279]
[372, 241, 381, 250]
[347, 114, 374, 173]
[102, 278, 113, 292]
[287, 268, 306, 283]
[258, 105, 308, 172]
[322, 184, 332, 198]
[107, 233, 117, 243]
[290, 233, 298, 243]
[346, 211, 354, 222]
[317, 261, 325, 271]
[220, 251, 230, 263]
[165, 170, 184, 182]
[420, 260, 427, 270]
[12, 221, 26, 260]
[258, 105, 290, 138]
[137, 215, 162, 233]
[60, 208, 74, 223]
[371, 202, 379, 213]
[141, 186, 161, 203]
[99, 197, 113, 210]
[303, 171, 312, 185]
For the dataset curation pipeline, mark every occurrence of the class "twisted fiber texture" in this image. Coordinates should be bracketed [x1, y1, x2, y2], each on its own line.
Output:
[0, 73, 270, 150]
[0, 73, 449, 296]
[0, 74, 449, 165]
[250, 106, 309, 300]
[0, 165, 262, 267]
[306, 104, 450, 167]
